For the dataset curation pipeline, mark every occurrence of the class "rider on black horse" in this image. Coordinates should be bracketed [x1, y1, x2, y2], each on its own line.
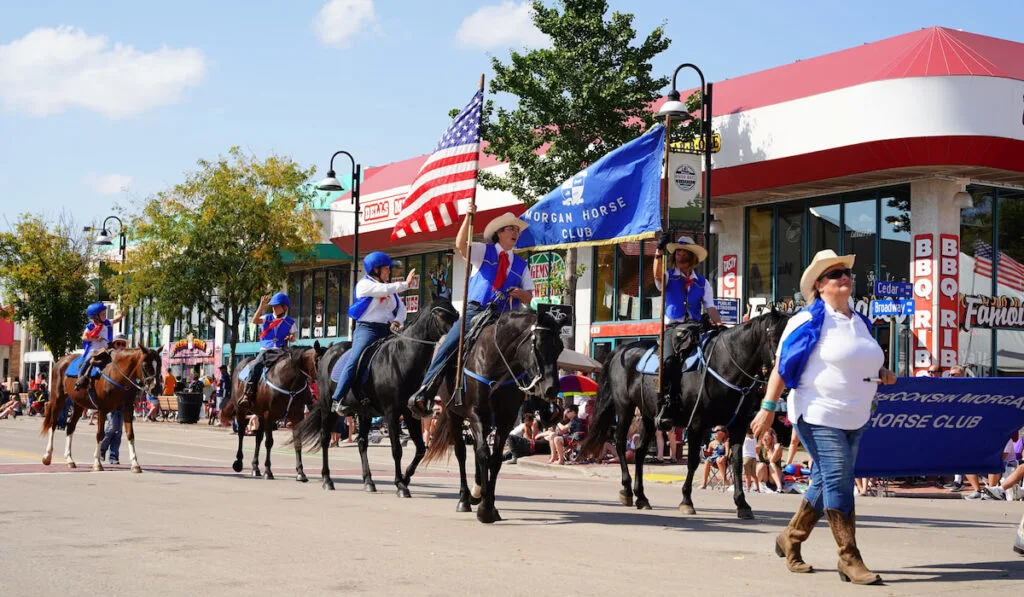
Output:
[332, 250, 417, 415]
[654, 233, 721, 425]
[238, 292, 295, 409]
[407, 208, 534, 419]
[73, 302, 125, 393]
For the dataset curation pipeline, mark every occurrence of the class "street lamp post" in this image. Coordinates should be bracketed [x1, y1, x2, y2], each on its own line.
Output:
[317, 151, 362, 336]
[84, 215, 128, 332]
[657, 63, 714, 274]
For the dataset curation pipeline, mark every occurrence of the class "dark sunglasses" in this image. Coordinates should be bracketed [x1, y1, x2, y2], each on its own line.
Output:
[928, 369, 942, 375]
[819, 268, 852, 281]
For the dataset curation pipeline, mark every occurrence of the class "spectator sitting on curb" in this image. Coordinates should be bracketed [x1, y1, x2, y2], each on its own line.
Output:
[700, 426, 730, 489]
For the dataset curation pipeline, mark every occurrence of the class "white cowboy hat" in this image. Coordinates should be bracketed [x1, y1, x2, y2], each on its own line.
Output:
[483, 211, 529, 242]
[665, 236, 708, 263]
[800, 249, 856, 301]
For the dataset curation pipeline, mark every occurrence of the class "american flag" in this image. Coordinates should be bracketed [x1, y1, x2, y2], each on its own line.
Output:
[974, 240, 1024, 292]
[391, 89, 483, 240]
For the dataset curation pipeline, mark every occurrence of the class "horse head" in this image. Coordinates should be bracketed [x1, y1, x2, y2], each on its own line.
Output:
[757, 307, 791, 370]
[132, 343, 163, 398]
[520, 310, 564, 401]
[297, 342, 323, 380]
[422, 296, 459, 341]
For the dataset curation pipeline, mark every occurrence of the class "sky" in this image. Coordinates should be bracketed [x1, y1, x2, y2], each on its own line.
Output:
[1, 0, 1022, 227]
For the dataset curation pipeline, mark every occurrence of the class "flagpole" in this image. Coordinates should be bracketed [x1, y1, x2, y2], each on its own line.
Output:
[452, 73, 486, 403]
[656, 114, 672, 396]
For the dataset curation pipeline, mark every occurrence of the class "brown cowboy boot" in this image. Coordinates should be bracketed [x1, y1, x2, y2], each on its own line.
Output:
[825, 508, 882, 585]
[237, 383, 255, 409]
[775, 499, 821, 573]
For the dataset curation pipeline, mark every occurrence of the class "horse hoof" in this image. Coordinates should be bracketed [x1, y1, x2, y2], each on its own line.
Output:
[322, 478, 335, 490]
[636, 498, 652, 511]
[264, 471, 275, 480]
[42, 455, 51, 466]
[469, 495, 482, 506]
[131, 466, 142, 474]
[737, 508, 755, 520]
[93, 464, 104, 472]
[396, 488, 411, 498]
[364, 483, 377, 493]
[231, 461, 243, 473]
[618, 490, 634, 507]
[477, 509, 500, 524]
[456, 501, 473, 513]
[297, 475, 308, 483]
[678, 503, 697, 516]
[67, 462, 76, 469]
[251, 469, 261, 478]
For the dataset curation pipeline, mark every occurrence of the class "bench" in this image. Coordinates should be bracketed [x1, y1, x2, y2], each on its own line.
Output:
[157, 395, 179, 421]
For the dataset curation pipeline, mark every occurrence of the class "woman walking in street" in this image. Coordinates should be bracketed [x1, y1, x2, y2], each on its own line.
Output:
[752, 250, 896, 585]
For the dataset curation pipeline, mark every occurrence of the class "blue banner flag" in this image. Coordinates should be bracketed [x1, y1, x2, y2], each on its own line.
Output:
[854, 377, 1024, 477]
[515, 125, 666, 250]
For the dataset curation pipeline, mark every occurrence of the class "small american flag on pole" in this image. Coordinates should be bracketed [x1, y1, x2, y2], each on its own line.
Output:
[974, 240, 1024, 292]
[391, 89, 483, 240]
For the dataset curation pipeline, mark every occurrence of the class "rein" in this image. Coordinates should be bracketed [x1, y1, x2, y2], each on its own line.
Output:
[107, 351, 159, 397]
[461, 318, 550, 398]
[393, 306, 459, 346]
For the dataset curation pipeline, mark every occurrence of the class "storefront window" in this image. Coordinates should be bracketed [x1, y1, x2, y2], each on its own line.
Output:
[843, 196, 877, 301]
[775, 202, 803, 303]
[616, 242, 641, 321]
[326, 268, 341, 338]
[299, 271, 313, 338]
[594, 244, 615, 321]
[880, 188, 911, 284]
[747, 206, 772, 302]
[959, 189, 994, 375]
[808, 198, 841, 259]
[640, 241, 659, 319]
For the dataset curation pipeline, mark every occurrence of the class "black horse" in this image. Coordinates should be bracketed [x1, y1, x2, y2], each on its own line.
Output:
[423, 309, 563, 524]
[580, 309, 789, 518]
[292, 297, 459, 495]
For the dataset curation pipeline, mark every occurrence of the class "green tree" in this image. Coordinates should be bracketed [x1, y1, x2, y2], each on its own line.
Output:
[0, 213, 95, 359]
[480, 0, 697, 344]
[111, 148, 320, 375]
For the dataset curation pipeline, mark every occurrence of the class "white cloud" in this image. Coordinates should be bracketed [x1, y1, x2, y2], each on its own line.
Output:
[0, 26, 206, 118]
[456, 2, 549, 50]
[84, 174, 133, 195]
[313, 0, 377, 48]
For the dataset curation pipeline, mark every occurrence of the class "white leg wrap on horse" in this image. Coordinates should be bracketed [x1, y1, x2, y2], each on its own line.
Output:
[64, 434, 74, 464]
[128, 440, 139, 468]
[472, 484, 483, 499]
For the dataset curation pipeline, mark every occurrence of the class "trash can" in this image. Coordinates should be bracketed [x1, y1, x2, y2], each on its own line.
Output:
[176, 392, 203, 424]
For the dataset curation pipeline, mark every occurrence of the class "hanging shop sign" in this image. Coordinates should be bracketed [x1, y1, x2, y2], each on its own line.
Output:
[167, 333, 215, 365]
[667, 152, 701, 208]
[960, 294, 1024, 331]
[528, 252, 566, 305]
[720, 254, 738, 298]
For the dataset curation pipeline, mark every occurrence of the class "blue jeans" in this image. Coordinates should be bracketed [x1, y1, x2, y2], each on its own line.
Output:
[421, 303, 484, 386]
[332, 322, 391, 401]
[100, 409, 123, 462]
[794, 417, 867, 516]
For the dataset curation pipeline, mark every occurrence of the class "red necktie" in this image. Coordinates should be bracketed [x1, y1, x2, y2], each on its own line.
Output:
[493, 251, 510, 290]
[682, 277, 694, 291]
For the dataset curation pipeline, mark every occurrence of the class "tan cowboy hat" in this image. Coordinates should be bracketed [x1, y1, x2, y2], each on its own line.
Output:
[665, 235, 708, 263]
[800, 249, 856, 301]
[483, 212, 529, 242]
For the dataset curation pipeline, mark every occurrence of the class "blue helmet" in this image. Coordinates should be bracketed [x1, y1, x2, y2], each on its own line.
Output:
[268, 292, 290, 308]
[86, 302, 107, 319]
[363, 251, 393, 274]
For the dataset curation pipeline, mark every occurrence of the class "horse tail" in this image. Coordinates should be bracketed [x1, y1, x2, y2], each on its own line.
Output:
[41, 365, 69, 434]
[290, 390, 335, 453]
[579, 368, 618, 460]
[422, 411, 456, 466]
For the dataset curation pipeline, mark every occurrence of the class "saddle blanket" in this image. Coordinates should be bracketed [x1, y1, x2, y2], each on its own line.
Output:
[636, 346, 701, 376]
[66, 355, 101, 378]
[329, 339, 386, 386]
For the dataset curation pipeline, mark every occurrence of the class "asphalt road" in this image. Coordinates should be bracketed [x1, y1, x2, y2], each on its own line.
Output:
[1, 416, 1021, 596]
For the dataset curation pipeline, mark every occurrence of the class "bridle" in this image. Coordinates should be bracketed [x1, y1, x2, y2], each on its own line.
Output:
[108, 349, 161, 397]
[461, 316, 556, 396]
[392, 305, 459, 346]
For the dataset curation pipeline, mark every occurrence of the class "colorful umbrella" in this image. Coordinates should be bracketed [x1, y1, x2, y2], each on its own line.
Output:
[558, 374, 598, 396]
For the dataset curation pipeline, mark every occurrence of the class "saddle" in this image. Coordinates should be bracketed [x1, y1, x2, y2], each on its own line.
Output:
[239, 349, 290, 383]
[635, 326, 723, 376]
[329, 336, 391, 391]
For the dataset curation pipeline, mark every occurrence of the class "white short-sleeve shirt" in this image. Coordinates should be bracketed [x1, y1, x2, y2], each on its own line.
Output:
[654, 269, 715, 324]
[776, 302, 885, 430]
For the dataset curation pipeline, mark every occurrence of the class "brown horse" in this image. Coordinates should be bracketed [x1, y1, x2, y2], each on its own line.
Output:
[221, 344, 323, 481]
[42, 346, 163, 472]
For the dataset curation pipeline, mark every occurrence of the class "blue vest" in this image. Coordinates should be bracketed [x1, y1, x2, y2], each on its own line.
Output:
[347, 276, 401, 321]
[467, 244, 528, 311]
[777, 300, 874, 388]
[259, 314, 296, 349]
[664, 271, 707, 321]
[82, 319, 113, 356]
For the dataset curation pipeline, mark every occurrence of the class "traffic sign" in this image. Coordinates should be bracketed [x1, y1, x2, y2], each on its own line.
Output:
[870, 299, 915, 318]
[715, 298, 739, 325]
[874, 280, 912, 299]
